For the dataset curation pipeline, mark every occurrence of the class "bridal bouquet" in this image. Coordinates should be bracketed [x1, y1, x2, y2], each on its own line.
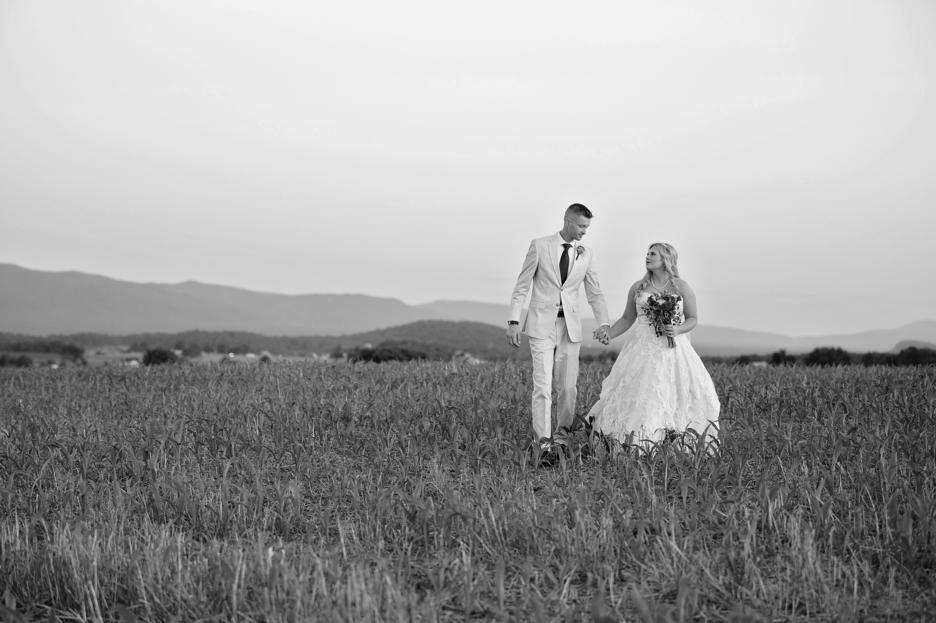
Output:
[641, 291, 682, 348]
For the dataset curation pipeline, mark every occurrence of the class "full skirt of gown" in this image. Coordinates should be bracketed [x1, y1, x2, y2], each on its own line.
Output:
[588, 316, 720, 447]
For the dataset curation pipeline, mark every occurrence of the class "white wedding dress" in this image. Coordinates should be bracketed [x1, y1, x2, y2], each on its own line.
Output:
[588, 290, 720, 447]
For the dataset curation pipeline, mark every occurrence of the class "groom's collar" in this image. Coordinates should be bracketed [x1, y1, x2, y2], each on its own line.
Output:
[556, 232, 577, 248]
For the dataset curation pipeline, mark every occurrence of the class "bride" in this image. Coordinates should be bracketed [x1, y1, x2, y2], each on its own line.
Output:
[587, 242, 720, 447]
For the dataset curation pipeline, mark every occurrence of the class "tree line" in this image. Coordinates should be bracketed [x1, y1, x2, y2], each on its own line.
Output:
[0, 336, 86, 367]
[3, 332, 934, 367]
[5, 324, 525, 360]
[732, 346, 936, 367]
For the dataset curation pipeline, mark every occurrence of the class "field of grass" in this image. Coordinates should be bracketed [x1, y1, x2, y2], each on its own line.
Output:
[1, 361, 934, 622]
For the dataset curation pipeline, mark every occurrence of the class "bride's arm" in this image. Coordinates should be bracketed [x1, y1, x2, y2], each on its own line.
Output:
[672, 279, 698, 336]
[607, 283, 640, 339]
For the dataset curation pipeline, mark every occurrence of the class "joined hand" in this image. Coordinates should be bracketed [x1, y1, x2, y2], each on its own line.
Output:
[593, 326, 610, 346]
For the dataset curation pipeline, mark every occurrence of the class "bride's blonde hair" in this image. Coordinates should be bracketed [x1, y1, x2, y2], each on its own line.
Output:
[636, 242, 680, 294]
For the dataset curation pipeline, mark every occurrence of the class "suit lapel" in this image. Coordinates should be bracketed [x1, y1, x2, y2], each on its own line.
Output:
[568, 245, 587, 282]
[548, 233, 562, 283]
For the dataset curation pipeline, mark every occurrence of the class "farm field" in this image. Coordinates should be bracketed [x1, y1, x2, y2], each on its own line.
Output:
[0, 362, 934, 622]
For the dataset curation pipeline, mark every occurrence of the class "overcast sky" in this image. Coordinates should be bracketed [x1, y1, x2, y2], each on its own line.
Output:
[2, 1, 934, 336]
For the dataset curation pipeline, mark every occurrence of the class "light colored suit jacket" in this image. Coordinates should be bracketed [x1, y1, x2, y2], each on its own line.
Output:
[508, 233, 610, 342]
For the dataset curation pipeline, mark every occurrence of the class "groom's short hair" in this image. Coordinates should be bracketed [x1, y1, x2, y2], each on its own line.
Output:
[566, 203, 593, 219]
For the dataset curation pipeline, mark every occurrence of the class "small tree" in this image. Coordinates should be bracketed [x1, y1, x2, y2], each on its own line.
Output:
[143, 348, 180, 366]
[348, 342, 428, 363]
[894, 347, 936, 366]
[861, 352, 893, 366]
[769, 349, 797, 366]
[0, 354, 33, 368]
[803, 347, 851, 367]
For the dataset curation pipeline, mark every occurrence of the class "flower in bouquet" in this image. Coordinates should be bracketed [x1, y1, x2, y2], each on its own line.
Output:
[641, 291, 682, 348]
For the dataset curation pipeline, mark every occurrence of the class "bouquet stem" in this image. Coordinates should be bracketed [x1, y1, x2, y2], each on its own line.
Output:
[642, 291, 683, 350]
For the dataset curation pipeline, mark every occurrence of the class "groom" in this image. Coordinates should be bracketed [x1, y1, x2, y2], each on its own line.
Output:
[507, 203, 611, 448]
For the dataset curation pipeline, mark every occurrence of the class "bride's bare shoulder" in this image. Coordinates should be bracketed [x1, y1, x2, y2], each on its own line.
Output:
[673, 278, 694, 293]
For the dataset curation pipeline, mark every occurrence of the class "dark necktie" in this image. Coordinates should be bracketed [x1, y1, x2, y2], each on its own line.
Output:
[560, 243, 571, 285]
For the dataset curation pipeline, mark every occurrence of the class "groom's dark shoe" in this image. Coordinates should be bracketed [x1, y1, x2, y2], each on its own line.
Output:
[568, 413, 590, 433]
[538, 449, 560, 468]
[534, 439, 561, 468]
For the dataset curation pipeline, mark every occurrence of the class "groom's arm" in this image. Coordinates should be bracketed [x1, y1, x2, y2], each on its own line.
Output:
[507, 240, 538, 348]
[508, 240, 538, 323]
[583, 254, 610, 328]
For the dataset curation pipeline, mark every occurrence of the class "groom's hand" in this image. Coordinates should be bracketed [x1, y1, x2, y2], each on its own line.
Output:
[506, 324, 522, 349]
[593, 325, 610, 345]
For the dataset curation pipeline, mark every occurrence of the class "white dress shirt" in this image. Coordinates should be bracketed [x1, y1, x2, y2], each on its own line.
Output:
[557, 235, 608, 328]
[557, 235, 577, 276]
[557, 235, 576, 311]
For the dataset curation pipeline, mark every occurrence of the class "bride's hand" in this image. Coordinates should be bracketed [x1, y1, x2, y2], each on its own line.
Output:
[664, 324, 677, 338]
[593, 326, 611, 345]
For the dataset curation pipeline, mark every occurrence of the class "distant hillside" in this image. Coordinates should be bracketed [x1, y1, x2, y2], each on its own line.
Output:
[890, 339, 936, 353]
[0, 263, 453, 336]
[579, 319, 936, 357]
[414, 300, 509, 327]
[2, 263, 935, 355]
[691, 320, 936, 356]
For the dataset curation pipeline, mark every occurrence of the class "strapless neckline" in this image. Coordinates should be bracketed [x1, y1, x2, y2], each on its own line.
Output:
[636, 290, 684, 324]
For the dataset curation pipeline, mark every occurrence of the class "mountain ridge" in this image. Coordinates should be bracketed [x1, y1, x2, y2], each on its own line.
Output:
[1, 262, 933, 355]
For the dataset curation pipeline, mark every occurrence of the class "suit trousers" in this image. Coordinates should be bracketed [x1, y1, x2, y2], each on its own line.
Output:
[528, 316, 580, 442]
